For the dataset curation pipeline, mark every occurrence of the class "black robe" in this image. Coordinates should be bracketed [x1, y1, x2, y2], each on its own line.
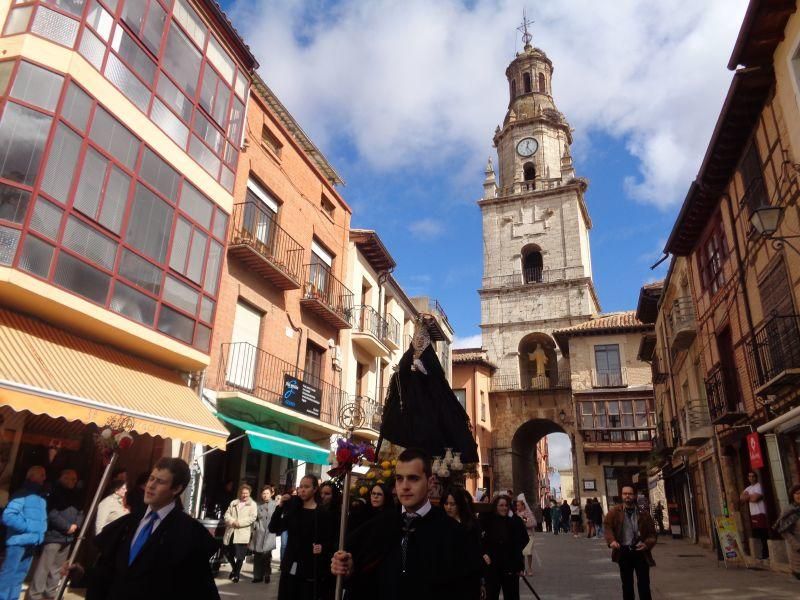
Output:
[378, 344, 479, 463]
[345, 505, 467, 600]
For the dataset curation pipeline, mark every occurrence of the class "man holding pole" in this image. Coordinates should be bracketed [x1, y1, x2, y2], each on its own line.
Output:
[331, 448, 467, 599]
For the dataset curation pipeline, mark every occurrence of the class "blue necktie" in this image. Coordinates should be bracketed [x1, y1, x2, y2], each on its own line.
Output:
[129, 511, 159, 564]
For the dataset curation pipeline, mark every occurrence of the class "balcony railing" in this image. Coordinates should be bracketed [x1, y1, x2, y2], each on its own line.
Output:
[352, 305, 387, 338]
[228, 201, 304, 289]
[668, 297, 697, 351]
[353, 395, 382, 432]
[490, 370, 572, 392]
[301, 263, 354, 329]
[591, 368, 628, 388]
[746, 314, 800, 395]
[218, 342, 345, 427]
[580, 428, 655, 451]
[705, 364, 746, 424]
[482, 266, 586, 290]
[651, 353, 668, 384]
[383, 313, 401, 349]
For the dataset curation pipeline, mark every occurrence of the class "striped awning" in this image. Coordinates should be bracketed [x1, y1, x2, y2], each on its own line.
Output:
[0, 307, 228, 448]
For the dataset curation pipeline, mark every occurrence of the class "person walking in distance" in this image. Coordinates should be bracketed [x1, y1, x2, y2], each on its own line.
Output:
[331, 448, 467, 600]
[559, 500, 571, 533]
[584, 498, 596, 539]
[542, 503, 551, 533]
[740, 471, 769, 561]
[0, 465, 47, 600]
[592, 497, 605, 538]
[550, 500, 560, 535]
[223, 483, 258, 582]
[28, 468, 84, 600]
[569, 499, 582, 538]
[653, 501, 665, 536]
[604, 485, 657, 600]
[250, 484, 278, 584]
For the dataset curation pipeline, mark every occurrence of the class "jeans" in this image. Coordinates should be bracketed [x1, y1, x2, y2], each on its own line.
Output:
[551, 516, 560, 534]
[0, 544, 35, 600]
[29, 542, 70, 599]
[617, 549, 651, 600]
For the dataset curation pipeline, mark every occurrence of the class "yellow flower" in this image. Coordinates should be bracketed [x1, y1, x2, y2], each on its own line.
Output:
[359, 486, 368, 497]
[377, 479, 385, 484]
[382, 470, 392, 478]
[366, 471, 376, 479]
[381, 460, 391, 469]
[391, 459, 398, 466]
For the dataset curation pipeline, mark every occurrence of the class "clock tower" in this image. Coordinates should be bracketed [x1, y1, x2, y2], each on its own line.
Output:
[478, 28, 600, 501]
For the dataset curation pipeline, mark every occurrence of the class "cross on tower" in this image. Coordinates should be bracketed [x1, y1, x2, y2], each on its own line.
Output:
[518, 8, 534, 48]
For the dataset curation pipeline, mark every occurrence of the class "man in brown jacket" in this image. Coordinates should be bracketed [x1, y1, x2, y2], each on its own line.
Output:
[603, 485, 657, 600]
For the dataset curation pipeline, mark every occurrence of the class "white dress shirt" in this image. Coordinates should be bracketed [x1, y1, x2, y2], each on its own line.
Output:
[401, 499, 432, 518]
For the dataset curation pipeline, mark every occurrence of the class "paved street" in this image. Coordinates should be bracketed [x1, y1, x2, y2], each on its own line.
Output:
[55, 533, 800, 599]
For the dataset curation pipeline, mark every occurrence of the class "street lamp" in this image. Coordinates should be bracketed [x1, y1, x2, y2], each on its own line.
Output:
[750, 205, 800, 255]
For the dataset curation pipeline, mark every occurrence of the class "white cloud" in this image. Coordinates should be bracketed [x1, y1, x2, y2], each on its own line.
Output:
[453, 333, 483, 349]
[229, 0, 747, 209]
[547, 432, 572, 470]
[408, 218, 445, 238]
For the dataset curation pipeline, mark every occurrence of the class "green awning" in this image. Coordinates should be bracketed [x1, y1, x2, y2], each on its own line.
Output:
[216, 413, 330, 464]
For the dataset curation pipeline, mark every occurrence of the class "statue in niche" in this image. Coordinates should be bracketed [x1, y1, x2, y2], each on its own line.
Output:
[528, 343, 549, 378]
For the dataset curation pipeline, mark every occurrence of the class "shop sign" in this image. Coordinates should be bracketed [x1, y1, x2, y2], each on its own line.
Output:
[746, 432, 764, 470]
[714, 516, 746, 565]
[696, 441, 713, 462]
[282, 374, 322, 419]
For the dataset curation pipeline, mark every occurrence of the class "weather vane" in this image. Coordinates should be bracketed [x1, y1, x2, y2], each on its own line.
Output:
[518, 8, 534, 47]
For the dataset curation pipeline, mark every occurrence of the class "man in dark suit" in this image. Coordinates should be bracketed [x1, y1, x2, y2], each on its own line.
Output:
[83, 457, 219, 600]
[332, 448, 468, 600]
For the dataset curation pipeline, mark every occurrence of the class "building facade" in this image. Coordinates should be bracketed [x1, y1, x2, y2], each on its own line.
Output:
[0, 0, 257, 503]
[650, 0, 800, 571]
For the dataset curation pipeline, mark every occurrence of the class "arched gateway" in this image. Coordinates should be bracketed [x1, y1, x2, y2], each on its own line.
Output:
[512, 418, 566, 505]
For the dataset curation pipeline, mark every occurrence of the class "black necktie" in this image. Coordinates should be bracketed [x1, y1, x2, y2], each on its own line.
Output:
[401, 513, 417, 574]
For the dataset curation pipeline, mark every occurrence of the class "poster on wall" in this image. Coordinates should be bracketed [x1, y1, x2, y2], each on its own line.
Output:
[282, 374, 322, 419]
[746, 432, 764, 470]
[714, 516, 747, 567]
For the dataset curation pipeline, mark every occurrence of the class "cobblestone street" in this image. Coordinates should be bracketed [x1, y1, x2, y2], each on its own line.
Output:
[56, 532, 800, 600]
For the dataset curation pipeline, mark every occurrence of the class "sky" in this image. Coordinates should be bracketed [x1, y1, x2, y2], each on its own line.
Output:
[220, 0, 750, 469]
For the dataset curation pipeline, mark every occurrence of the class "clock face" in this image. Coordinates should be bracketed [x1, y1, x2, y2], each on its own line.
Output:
[516, 137, 538, 157]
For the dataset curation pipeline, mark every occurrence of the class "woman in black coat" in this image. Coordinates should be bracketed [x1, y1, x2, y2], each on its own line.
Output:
[442, 487, 483, 600]
[269, 474, 337, 600]
[480, 494, 528, 600]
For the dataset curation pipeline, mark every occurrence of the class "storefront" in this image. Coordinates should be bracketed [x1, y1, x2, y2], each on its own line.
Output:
[758, 405, 800, 512]
[0, 308, 229, 505]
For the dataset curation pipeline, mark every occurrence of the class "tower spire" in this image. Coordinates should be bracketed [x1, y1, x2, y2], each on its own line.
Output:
[518, 8, 534, 50]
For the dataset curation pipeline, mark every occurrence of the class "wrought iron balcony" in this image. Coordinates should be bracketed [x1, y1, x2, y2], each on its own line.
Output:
[481, 266, 586, 290]
[352, 395, 382, 433]
[350, 305, 389, 357]
[228, 202, 304, 289]
[580, 428, 655, 452]
[490, 370, 571, 392]
[705, 363, 746, 424]
[300, 263, 354, 329]
[218, 342, 345, 427]
[591, 368, 628, 388]
[382, 313, 402, 350]
[667, 297, 697, 351]
[746, 314, 800, 396]
[674, 398, 712, 453]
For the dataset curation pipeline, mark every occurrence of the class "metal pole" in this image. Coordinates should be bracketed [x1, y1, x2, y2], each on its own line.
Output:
[55, 452, 119, 600]
[334, 468, 353, 600]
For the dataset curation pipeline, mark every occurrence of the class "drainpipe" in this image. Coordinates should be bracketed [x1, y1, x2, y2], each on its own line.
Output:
[287, 314, 303, 376]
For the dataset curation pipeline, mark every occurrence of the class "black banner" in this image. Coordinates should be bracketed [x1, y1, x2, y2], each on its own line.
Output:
[282, 374, 322, 419]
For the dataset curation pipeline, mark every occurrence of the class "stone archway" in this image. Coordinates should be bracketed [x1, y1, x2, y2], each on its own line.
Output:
[518, 332, 558, 389]
[512, 418, 567, 506]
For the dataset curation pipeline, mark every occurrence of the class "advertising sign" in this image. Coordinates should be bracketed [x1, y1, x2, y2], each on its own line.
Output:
[714, 516, 746, 566]
[282, 374, 322, 419]
[746, 432, 764, 470]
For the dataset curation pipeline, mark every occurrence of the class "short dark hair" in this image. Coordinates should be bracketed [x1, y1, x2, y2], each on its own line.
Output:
[443, 486, 476, 525]
[397, 448, 432, 477]
[621, 485, 635, 494]
[260, 484, 275, 495]
[153, 457, 191, 494]
[492, 493, 512, 513]
[107, 479, 126, 494]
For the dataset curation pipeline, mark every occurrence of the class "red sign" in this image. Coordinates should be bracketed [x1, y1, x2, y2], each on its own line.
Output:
[747, 432, 764, 470]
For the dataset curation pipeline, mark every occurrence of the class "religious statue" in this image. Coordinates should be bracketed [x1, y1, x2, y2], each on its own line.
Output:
[528, 343, 549, 377]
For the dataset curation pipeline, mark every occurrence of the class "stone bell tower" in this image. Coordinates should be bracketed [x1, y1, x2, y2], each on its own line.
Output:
[478, 20, 600, 502]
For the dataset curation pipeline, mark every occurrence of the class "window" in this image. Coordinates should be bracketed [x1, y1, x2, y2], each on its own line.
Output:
[594, 344, 622, 387]
[261, 125, 283, 157]
[121, 0, 167, 56]
[163, 23, 202, 98]
[698, 219, 727, 294]
[480, 390, 486, 422]
[126, 184, 173, 262]
[538, 72, 546, 93]
[510, 79, 517, 100]
[740, 142, 768, 213]
[73, 148, 131, 234]
[321, 194, 335, 219]
[454, 388, 466, 410]
[523, 72, 532, 93]
[522, 245, 543, 283]
[578, 399, 655, 432]
[523, 162, 535, 183]
[0, 103, 52, 187]
[304, 341, 325, 387]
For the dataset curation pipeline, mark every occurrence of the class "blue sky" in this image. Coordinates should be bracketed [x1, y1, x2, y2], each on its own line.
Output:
[219, 0, 748, 350]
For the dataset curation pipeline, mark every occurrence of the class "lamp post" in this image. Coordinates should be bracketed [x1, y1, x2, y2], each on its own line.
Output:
[750, 205, 800, 256]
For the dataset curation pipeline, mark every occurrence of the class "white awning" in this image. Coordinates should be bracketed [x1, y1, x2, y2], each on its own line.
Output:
[757, 405, 800, 434]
